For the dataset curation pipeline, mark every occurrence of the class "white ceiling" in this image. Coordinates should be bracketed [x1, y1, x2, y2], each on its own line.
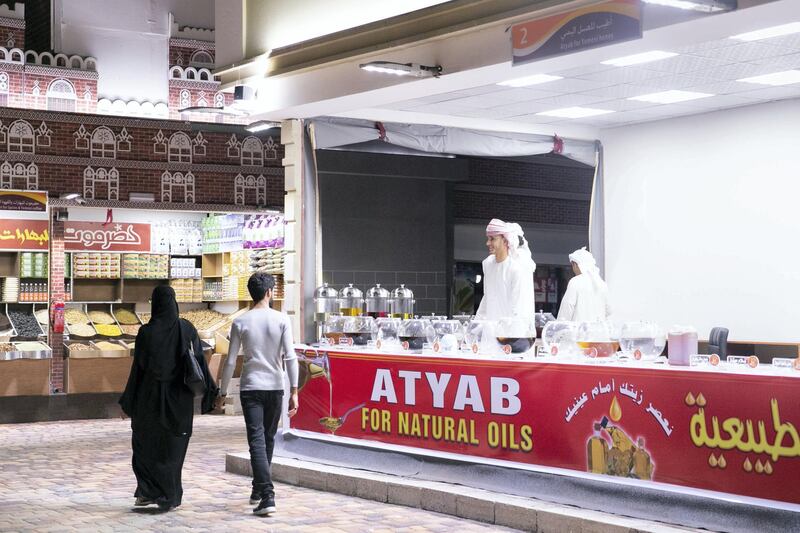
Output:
[374, 32, 800, 130]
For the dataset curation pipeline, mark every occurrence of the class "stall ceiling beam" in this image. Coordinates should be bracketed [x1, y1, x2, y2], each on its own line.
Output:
[217, 0, 586, 84]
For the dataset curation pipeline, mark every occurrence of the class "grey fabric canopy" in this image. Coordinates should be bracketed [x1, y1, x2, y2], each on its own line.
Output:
[306, 116, 605, 274]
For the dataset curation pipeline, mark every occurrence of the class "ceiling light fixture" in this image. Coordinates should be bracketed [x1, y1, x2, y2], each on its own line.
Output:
[730, 22, 800, 42]
[641, 0, 734, 13]
[245, 120, 281, 133]
[601, 51, 679, 67]
[537, 107, 615, 118]
[359, 61, 442, 78]
[629, 90, 714, 103]
[496, 74, 563, 87]
[737, 70, 800, 86]
[59, 193, 80, 200]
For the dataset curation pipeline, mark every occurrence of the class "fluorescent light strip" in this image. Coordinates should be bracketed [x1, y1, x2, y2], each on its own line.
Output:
[601, 51, 678, 67]
[737, 70, 800, 86]
[537, 107, 615, 118]
[730, 22, 800, 42]
[629, 90, 714, 104]
[497, 74, 563, 87]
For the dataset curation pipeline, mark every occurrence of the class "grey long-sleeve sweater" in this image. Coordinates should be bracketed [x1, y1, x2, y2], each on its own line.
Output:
[219, 307, 299, 395]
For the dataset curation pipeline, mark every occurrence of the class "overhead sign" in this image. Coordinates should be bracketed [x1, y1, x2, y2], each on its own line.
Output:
[0, 190, 47, 212]
[292, 350, 800, 505]
[511, 0, 642, 65]
[0, 219, 49, 250]
[64, 222, 151, 252]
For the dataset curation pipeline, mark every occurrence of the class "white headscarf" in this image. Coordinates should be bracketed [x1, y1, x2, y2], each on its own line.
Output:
[569, 247, 606, 292]
[486, 218, 535, 270]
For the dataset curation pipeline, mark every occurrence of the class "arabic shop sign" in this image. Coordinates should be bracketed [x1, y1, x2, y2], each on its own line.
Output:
[0, 190, 47, 212]
[64, 221, 151, 252]
[292, 350, 800, 505]
[0, 219, 49, 250]
[511, 0, 641, 66]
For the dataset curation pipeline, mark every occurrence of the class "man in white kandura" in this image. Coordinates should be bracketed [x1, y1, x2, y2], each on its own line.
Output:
[558, 247, 611, 323]
[475, 218, 536, 320]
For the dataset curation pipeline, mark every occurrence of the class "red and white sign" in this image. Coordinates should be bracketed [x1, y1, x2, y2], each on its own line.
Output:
[0, 219, 49, 250]
[64, 222, 151, 252]
[292, 350, 800, 506]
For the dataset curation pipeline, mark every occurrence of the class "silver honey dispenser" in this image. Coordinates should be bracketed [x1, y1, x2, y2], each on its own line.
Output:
[365, 283, 390, 318]
[390, 284, 415, 319]
[313, 283, 339, 341]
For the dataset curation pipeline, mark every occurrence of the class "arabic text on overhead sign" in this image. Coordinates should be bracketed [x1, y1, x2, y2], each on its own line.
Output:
[64, 222, 151, 251]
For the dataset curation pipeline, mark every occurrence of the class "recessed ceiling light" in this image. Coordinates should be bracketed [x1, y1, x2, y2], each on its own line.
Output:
[359, 61, 442, 78]
[730, 22, 800, 42]
[629, 90, 714, 104]
[641, 0, 732, 13]
[737, 70, 800, 86]
[536, 107, 615, 118]
[496, 74, 563, 87]
[601, 51, 678, 67]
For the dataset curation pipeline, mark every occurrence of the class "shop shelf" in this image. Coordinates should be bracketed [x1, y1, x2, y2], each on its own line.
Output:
[121, 279, 169, 302]
[0, 252, 19, 277]
[72, 279, 122, 303]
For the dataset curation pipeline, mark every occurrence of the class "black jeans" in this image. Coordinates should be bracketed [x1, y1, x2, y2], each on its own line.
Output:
[241, 390, 284, 498]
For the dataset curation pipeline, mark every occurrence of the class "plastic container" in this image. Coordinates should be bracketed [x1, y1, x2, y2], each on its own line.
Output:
[668, 325, 697, 366]
[398, 318, 434, 351]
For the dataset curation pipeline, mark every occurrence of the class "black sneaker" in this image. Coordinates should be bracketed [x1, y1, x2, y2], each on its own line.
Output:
[134, 496, 155, 507]
[249, 489, 262, 505]
[253, 496, 276, 516]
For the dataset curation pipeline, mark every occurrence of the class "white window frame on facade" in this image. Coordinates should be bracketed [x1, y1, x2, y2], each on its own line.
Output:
[241, 136, 264, 166]
[90, 126, 116, 159]
[0, 161, 38, 190]
[7, 119, 34, 153]
[161, 170, 195, 203]
[168, 132, 192, 163]
[234, 173, 267, 206]
[46, 79, 77, 112]
[190, 50, 214, 67]
[83, 166, 119, 200]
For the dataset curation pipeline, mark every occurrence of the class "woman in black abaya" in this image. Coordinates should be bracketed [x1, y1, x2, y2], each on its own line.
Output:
[119, 285, 217, 510]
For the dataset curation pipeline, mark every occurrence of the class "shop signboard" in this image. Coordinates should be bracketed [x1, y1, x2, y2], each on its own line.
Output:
[0, 219, 49, 250]
[64, 222, 151, 252]
[511, 0, 641, 66]
[292, 350, 800, 506]
[0, 190, 47, 212]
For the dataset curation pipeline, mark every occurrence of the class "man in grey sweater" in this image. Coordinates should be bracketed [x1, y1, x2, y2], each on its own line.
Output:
[217, 273, 299, 516]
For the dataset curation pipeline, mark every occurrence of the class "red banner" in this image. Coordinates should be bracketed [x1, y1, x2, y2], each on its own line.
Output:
[64, 222, 151, 252]
[0, 219, 49, 250]
[292, 350, 800, 505]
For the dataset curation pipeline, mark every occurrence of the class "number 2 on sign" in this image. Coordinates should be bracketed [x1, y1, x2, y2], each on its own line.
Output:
[520, 27, 528, 45]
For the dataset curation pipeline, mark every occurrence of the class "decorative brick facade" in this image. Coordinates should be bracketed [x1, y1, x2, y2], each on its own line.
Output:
[0, 107, 284, 206]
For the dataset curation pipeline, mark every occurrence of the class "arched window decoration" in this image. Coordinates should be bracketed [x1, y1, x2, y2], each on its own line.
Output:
[241, 136, 264, 166]
[90, 126, 116, 159]
[8, 120, 34, 153]
[168, 132, 192, 163]
[190, 50, 214, 66]
[46, 79, 76, 112]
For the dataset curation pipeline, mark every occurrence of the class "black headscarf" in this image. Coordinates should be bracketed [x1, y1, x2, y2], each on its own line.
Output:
[145, 285, 182, 381]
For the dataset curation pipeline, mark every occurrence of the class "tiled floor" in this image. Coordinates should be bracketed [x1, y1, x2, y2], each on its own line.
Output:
[0, 415, 518, 532]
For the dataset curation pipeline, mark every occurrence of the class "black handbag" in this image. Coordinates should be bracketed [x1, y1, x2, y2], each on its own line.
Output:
[181, 321, 206, 398]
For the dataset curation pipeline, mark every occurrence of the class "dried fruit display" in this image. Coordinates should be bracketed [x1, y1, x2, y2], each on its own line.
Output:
[68, 323, 96, 337]
[95, 324, 122, 336]
[120, 324, 140, 335]
[88, 310, 116, 325]
[65, 308, 90, 325]
[114, 308, 140, 325]
[8, 310, 42, 337]
[179, 309, 226, 331]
